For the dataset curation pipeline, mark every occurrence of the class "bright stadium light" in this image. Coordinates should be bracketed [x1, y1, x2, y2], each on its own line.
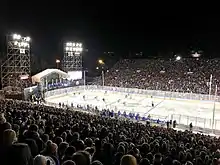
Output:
[13, 34, 17, 39]
[176, 56, 181, 61]
[18, 42, 29, 48]
[14, 41, 18, 46]
[12, 34, 30, 48]
[192, 52, 201, 58]
[65, 42, 83, 53]
[56, 59, 60, 68]
[13, 34, 21, 40]
[66, 42, 72, 46]
[25, 37, 31, 42]
[98, 59, 104, 65]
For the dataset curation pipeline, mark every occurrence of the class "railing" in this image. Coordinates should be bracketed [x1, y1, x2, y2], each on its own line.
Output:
[45, 85, 220, 133]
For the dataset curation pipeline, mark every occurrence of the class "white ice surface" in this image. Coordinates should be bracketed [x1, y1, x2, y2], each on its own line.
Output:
[46, 89, 220, 129]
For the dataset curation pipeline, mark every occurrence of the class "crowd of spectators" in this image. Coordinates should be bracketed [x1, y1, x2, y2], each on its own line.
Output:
[1, 99, 220, 165]
[94, 58, 220, 95]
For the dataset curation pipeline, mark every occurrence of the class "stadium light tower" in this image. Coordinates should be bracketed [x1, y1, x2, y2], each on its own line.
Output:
[1, 33, 31, 90]
[98, 59, 105, 86]
[62, 42, 83, 72]
[56, 59, 60, 68]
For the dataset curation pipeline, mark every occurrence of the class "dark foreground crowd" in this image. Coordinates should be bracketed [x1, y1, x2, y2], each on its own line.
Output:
[94, 58, 220, 95]
[1, 99, 220, 165]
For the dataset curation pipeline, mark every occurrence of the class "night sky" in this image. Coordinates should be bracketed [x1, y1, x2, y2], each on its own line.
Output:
[1, 2, 220, 72]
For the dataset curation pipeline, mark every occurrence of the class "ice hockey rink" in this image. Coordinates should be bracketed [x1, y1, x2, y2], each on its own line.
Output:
[45, 89, 220, 130]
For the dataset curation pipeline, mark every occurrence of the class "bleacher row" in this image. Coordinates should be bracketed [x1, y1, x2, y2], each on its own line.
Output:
[0, 98, 219, 165]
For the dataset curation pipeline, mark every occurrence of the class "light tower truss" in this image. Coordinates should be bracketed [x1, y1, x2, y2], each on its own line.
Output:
[62, 42, 83, 72]
[1, 34, 31, 91]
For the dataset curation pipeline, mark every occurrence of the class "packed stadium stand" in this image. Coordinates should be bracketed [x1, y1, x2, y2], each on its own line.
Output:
[0, 99, 220, 165]
[94, 58, 220, 94]
[1, 58, 220, 165]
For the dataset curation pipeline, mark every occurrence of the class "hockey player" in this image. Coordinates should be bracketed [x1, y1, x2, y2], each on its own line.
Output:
[152, 101, 154, 107]
[118, 110, 121, 116]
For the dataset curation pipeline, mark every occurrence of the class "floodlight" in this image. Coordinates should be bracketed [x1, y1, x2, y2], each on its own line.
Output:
[20, 49, 25, 54]
[25, 43, 29, 47]
[13, 34, 21, 40]
[12, 34, 16, 40]
[98, 59, 104, 64]
[17, 35, 21, 39]
[78, 48, 83, 52]
[65, 47, 69, 51]
[176, 56, 181, 61]
[21, 42, 25, 46]
[79, 43, 82, 47]
[68, 52, 73, 56]
[69, 47, 73, 51]
[96, 67, 99, 70]
[25, 37, 31, 42]
[72, 43, 76, 46]
[192, 52, 201, 58]
[14, 41, 18, 45]
[56, 59, 60, 63]
[19, 42, 29, 47]
[66, 42, 72, 46]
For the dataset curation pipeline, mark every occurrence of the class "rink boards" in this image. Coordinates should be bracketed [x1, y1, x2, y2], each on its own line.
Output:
[45, 88, 220, 130]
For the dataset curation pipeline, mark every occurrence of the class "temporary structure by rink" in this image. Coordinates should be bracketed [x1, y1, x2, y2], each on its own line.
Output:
[31, 69, 69, 86]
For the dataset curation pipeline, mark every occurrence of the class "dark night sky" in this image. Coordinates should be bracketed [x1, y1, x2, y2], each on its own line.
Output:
[1, 2, 220, 70]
